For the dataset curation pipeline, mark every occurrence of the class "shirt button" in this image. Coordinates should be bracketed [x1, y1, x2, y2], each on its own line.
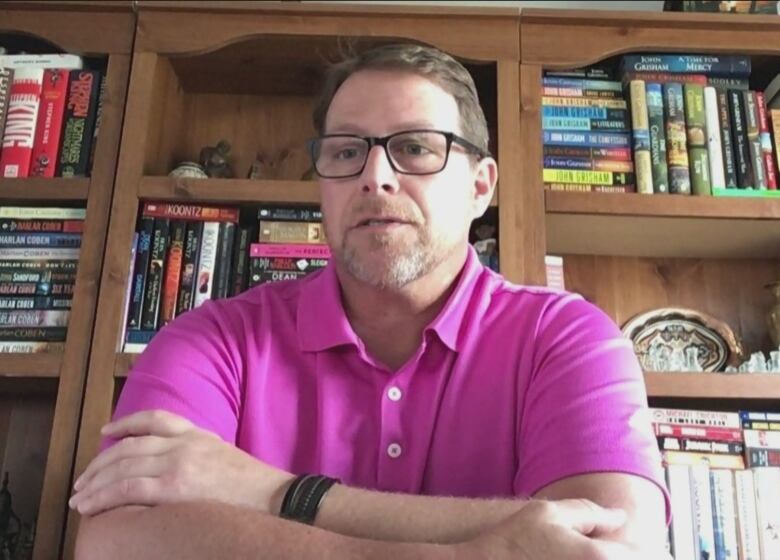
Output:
[387, 443, 403, 458]
[387, 387, 402, 401]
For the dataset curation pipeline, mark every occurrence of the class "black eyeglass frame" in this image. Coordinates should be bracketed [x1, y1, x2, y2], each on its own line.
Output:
[306, 129, 491, 179]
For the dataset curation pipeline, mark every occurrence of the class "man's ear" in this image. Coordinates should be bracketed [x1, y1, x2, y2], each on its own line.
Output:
[471, 156, 498, 219]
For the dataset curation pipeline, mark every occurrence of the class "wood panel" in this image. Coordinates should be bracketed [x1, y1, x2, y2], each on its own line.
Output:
[140, 177, 320, 204]
[645, 372, 780, 400]
[0, 354, 61, 378]
[136, 8, 519, 62]
[521, 9, 780, 70]
[0, 178, 89, 201]
[563, 255, 780, 354]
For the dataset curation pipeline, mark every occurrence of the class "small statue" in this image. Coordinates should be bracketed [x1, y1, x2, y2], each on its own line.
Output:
[199, 140, 233, 178]
[247, 149, 290, 180]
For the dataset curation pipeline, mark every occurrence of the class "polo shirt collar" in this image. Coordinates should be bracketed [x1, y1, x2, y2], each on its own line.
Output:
[297, 246, 484, 353]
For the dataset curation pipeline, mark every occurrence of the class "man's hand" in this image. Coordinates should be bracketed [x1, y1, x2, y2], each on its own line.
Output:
[457, 498, 672, 560]
[69, 410, 293, 516]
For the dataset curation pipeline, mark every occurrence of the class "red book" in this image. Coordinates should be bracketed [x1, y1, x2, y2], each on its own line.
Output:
[756, 91, 778, 189]
[160, 221, 186, 326]
[141, 202, 239, 223]
[30, 69, 69, 178]
[0, 68, 44, 178]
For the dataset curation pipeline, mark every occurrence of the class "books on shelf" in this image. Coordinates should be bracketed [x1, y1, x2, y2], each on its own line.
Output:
[0, 53, 103, 179]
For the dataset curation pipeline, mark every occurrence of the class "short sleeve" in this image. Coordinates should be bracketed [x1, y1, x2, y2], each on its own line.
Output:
[514, 293, 669, 511]
[102, 299, 245, 451]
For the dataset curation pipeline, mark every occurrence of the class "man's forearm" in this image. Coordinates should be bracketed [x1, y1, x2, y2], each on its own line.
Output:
[75, 502, 458, 560]
[316, 485, 528, 543]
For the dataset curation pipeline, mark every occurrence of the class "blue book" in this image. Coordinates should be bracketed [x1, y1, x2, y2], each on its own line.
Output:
[620, 54, 751, 77]
[542, 130, 631, 148]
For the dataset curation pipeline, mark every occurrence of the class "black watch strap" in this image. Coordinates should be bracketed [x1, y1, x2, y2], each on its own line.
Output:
[279, 474, 339, 525]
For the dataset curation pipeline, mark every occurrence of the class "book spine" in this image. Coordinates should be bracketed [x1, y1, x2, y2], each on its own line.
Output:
[657, 435, 743, 455]
[645, 83, 669, 193]
[663, 82, 691, 194]
[665, 464, 697, 560]
[140, 218, 169, 330]
[249, 242, 331, 259]
[542, 145, 631, 160]
[621, 54, 751, 77]
[257, 206, 322, 222]
[772, 109, 780, 181]
[541, 116, 629, 131]
[0, 280, 70, 296]
[627, 80, 653, 194]
[125, 329, 157, 345]
[0, 309, 69, 327]
[142, 201, 239, 223]
[126, 217, 155, 330]
[542, 86, 621, 99]
[729, 89, 754, 188]
[159, 220, 186, 326]
[193, 222, 220, 309]
[541, 96, 627, 109]
[0, 341, 64, 353]
[716, 90, 738, 188]
[88, 75, 107, 173]
[622, 71, 708, 85]
[214, 222, 235, 299]
[653, 422, 743, 443]
[542, 157, 633, 172]
[755, 91, 778, 189]
[0, 233, 81, 248]
[753, 468, 780, 560]
[249, 267, 311, 287]
[704, 86, 726, 189]
[119, 232, 137, 348]
[176, 221, 203, 316]
[744, 90, 767, 189]
[684, 84, 712, 195]
[57, 70, 101, 177]
[0, 218, 83, 233]
[743, 429, 780, 448]
[541, 105, 628, 120]
[542, 130, 631, 148]
[542, 169, 634, 186]
[740, 410, 780, 424]
[0, 68, 13, 153]
[0, 297, 70, 310]
[0, 54, 83, 69]
[251, 256, 328, 273]
[708, 76, 750, 91]
[29, 69, 69, 178]
[230, 226, 251, 297]
[258, 221, 327, 244]
[542, 77, 623, 90]
[651, 408, 741, 429]
[745, 448, 780, 467]
[543, 183, 634, 193]
[709, 470, 739, 560]
[0, 68, 44, 178]
[689, 463, 715, 560]
[0, 247, 79, 260]
[0, 207, 86, 220]
[0, 326, 67, 341]
[734, 470, 762, 560]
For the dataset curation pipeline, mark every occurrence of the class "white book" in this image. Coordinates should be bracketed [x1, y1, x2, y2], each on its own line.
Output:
[192, 221, 220, 309]
[650, 408, 741, 429]
[0, 340, 64, 353]
[734, 470, 762, 560]
[690, 463, 715, 560]
[744, 429, 780, 449]
[0, 53, 83, 69]
[0, 207, 86, 220]
[709, 470, 739, 560]
[704, 87, 726, 189]
[122, 342, 147, 354]
[666, 464, 697, 560]
[753, 467, 780, 560]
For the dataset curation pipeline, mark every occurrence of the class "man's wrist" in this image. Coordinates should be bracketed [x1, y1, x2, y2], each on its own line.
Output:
[279, 474, 340, 524]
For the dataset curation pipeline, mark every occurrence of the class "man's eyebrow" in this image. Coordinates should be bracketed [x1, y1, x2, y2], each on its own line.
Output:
[325, 121, 441, 135]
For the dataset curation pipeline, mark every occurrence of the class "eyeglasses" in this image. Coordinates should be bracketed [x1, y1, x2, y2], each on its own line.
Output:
[307, 129, 488, 179]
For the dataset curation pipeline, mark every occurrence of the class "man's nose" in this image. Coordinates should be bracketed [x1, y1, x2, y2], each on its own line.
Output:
[360, 145, 401, 194]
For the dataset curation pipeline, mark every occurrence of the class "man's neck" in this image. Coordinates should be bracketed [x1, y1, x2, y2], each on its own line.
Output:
[334, 246, 468, 368]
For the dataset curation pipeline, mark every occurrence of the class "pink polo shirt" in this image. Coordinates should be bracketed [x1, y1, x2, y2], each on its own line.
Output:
[112, 246, 668, 504]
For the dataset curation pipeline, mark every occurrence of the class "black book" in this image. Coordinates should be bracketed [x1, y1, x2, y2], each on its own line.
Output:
[230, 226, 252, 297]
[176, 220, 203, 317]
[56, 69, 101, 178]
[140, 218, 169, 331]
[213, 222, 235, 299]
[728, 89, 754, 189]
[126, 216, 155, 330]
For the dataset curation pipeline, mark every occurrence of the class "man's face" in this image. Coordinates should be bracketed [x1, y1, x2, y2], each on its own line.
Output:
[318, 69, 493, 290]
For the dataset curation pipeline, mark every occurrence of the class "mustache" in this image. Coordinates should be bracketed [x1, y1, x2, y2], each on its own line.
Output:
[345, 199, 421, 225]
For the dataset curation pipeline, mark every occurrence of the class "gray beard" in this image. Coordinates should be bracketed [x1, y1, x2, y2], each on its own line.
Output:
[336, 231, 439, 290]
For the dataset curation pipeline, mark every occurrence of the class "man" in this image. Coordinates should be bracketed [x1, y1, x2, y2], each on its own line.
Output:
[72, 44, 669, 559]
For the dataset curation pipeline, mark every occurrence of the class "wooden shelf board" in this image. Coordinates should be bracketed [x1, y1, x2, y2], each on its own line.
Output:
[644, 372, 780, 400]
[545, 191, 780, 259]
[0, 353, 62, 378]
[139, 177, 321, 204]
[114, 352, 138, 378]
[0, 178, 90, 202]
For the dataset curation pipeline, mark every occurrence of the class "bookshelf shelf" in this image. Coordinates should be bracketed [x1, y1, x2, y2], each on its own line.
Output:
[0, 178, 91, 202]
[139, 177, 321, 205]
[545, 191, 780, 259]
[0, 353, 62, 379]
[644, 371, 780, 400]
[114, 352, 137, 378]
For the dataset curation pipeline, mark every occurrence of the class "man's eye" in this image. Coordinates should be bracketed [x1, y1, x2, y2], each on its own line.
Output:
[400, 143, 430, 156]
[334, 148, 360, 160]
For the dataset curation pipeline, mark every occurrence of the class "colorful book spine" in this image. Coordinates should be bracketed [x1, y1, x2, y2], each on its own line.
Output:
[645, 83, 669, 193]
[0, 207, 86, 220]
[543, 183, 634, 193]
[0, 309, 69, 327]
[708, 76, 750, 91]
[744, 90, 767, 189]
[704, 86, 726, 190]
[666, 464, 696, 560]
[629, 80, 653, 194]
[663, 83, 691, 194]
[230, 226, 252, 297]
[119, 232, 137, 348]
[258, 221, 326, 244]
[755, 91, 778, 189]
[213, 222, 235, 299]
[0, 232, 81, 248]
[651, 408, 741, 429]
[541, 130, 631, 148]
[0, 218, 83, 233]
[0, 326, 67, 341]
[772, 109, 780, 180]
[0, 68, 13, 151]
[143, 202, 239, 223]
[0, 297, 71, 310]
[542, 169, 634, 186]
[541, 96, 627, 109]
[716, 90, 738, 188]
[729, 89, 754, 189]
[654, 422, 743, 443]
[257, 205, 322, 223]
[29, 69, 69, 178]
[621, 54, 751, 77]
[0, 54, 83, 69]
[542, 157, 633, 172]
[542, 77, 623, 90]
[709, 470, 739, 560]
[249, 243, 331, 259]
[541, 105, 628, 120]
[0, 341, 65, 353]
[542, 145, 631, 160]
[140, 218, 169, 330]
[621, 71, 707, 85]
[0, 247, 79, 260]
[684, 84, 712, 195]
[689, 463, 715, 560]
[126, 216, 154, 330]
[159, 220, 186, 326]
[193, 222, 220, 309]
[0, 67, 44, 178]
[542, 87, 621, 99]
[541, 116, 628, 132]
[57, 70, 101, 177]
[176, 221, 203, 316]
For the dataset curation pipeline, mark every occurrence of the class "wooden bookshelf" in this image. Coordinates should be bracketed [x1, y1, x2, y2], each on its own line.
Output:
[0, 178, 90, 201]
[0, 354, 63, 378]
[113, 352, 137, 378]
[1, 3, 134, 559]
[139, 177, 321, 204]
[644, 372, 780, 400]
